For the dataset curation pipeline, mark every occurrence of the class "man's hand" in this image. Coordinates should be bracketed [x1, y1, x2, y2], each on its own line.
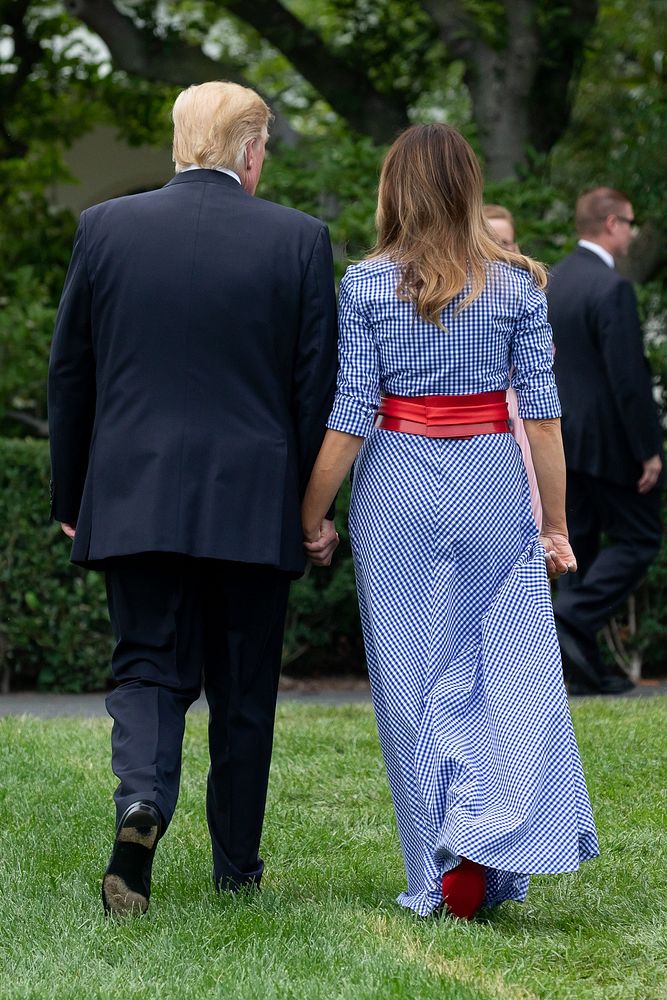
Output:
[638, 454, 662, 494]
[303, 518, 339, 567]
[540, 532, 577, 581]
[60, 522, 76, 540]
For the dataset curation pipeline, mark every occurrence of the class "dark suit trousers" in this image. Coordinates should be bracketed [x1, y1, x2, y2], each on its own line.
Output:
[104, 554, 291, 889]
[554, 470, 662, 646]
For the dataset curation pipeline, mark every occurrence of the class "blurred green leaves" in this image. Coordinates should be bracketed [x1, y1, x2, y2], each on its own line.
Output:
[0, 439, 112, 692]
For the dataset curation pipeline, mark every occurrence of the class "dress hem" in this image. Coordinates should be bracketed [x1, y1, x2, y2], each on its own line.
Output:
[396, 837, 600, 916]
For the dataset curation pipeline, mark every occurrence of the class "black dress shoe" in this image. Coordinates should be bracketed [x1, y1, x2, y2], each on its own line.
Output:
[598, 673, 635, 695]
[102, 801, 162, 917]
[556, 618, 605, 691]
[568, 673, 635, 696]
[566, 680, 599, 697]
[557, 619, 636, 696]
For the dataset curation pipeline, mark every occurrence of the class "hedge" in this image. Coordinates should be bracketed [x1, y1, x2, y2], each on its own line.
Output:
[0, 439, 111, 692]
[2, 438, 665, 692]
[0, 438, 364, 692]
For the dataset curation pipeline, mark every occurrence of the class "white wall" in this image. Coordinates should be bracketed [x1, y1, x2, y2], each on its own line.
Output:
[50, 125, 173, 215]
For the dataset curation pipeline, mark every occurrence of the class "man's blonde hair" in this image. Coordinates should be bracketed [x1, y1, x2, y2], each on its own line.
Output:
[172, 81, 273, 174]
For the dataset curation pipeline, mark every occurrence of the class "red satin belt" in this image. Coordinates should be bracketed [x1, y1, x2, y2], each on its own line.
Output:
[374, 391, 510, 439]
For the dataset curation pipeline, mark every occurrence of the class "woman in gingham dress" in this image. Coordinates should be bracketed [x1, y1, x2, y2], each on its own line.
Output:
[302, 124, 598, 920]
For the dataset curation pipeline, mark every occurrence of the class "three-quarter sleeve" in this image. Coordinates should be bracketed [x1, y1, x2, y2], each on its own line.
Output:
[511, 274, 561, 420]
[326, 269, 380, 437]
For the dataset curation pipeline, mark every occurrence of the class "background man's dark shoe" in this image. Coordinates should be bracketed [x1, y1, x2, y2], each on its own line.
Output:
[102, 801, 162, 917]
[568, 672, 635, 696]
[598, 673, 635, 695]
[556, 618, 604, 690]
[566, 680, 599, 696]
[557, 618, 635, 696]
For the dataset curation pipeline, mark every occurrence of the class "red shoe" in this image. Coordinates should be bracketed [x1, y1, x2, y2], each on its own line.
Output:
[441, 858, 486, 920]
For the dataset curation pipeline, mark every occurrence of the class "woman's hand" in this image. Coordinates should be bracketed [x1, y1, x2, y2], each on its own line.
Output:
[303, 518, 339, 567]
[523, 419, 572, 581]
[540, 531, 577, 581]
[301, 430, 364, 566]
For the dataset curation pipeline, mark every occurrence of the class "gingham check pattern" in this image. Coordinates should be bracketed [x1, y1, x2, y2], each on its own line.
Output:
[327, 258, 561, 438]
[334, 260, 598, 915]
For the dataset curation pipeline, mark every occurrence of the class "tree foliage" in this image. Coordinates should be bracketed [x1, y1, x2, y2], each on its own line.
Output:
[42, 0, 599, 178]
[0, 1, 176, 426]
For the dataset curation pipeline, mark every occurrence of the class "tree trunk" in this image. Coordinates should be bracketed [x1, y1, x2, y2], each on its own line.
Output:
[423, 0, 598, 179]
[465, 41, 537, 180]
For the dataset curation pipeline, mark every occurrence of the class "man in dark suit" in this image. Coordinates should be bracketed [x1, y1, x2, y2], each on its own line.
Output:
[48, 81, 339, 915]
[547, 187, 662, 695]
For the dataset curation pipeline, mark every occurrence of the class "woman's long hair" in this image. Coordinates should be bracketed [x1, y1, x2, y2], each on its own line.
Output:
[368, 124, 547, 328]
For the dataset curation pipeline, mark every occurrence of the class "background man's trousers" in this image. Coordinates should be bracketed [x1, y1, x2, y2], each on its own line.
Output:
[554, 470, 662, 676]
[104, 553, 291, 890]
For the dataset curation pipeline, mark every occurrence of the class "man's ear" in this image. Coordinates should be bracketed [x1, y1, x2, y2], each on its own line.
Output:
[244, 139, 254, 171]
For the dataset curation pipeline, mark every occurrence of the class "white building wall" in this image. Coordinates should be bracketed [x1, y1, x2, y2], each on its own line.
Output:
[50, 125, 173, 215]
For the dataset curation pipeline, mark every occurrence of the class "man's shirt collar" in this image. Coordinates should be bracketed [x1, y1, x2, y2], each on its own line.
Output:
[578, 239, 615, 269]
[179, 165, 242, 185]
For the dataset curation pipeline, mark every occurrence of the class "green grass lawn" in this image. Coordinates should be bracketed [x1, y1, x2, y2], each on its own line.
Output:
[0, 699, 665, 1000]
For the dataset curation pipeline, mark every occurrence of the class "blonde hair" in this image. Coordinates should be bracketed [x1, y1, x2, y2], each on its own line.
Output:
[172, 81, 273, 174]
[483, 203, 515, 230]
[575, 186, 631, 237]
[369, 124, 546, 328]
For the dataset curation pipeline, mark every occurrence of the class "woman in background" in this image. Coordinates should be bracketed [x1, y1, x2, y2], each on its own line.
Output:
[484, 203, 542, 527]
[302, 124, 598, 920]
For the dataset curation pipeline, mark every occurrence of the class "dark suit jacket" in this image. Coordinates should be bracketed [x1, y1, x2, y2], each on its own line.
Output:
[547, 245, 661, 487]
[48, 169, 338, 573]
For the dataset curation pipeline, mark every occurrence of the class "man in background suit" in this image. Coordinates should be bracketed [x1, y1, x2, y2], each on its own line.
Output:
[547, 187, 662, 695]
[48, 81, 339, 915]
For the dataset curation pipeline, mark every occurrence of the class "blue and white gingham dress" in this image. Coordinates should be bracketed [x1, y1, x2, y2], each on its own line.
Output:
[327, 258, 599, 915]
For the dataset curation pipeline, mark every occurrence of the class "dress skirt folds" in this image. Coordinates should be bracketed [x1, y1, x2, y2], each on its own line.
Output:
[349, 426, 599, 915]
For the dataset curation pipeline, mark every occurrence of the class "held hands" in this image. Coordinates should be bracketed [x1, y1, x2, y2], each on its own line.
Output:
[60, 522, 76, 540]
[540, 531, 577, 581]
[638, 454, 662, 494]
[303, 518, 339, 567]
